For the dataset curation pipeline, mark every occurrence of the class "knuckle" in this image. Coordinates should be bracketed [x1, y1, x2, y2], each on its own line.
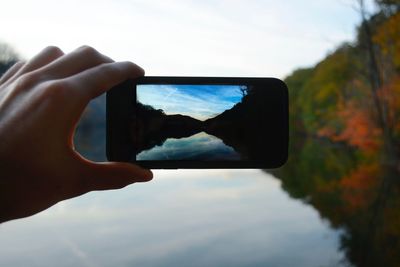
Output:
[13, 60, 26, 68]
[39, 80, 71, 100]
[14, 71, 40, 90]
[43, 46, 63, 58]
[78, 45, 100, 58]
[100, 62, 118, 75]
[101, 61, 130, 76]
[77, 45, 113, 64]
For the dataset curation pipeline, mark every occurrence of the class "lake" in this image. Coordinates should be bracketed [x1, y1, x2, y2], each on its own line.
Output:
[0, 170, 347, 267]
[137, 132, 241, 161]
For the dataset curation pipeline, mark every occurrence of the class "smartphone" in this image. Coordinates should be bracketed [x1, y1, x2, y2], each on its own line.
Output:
[106, 76, 288, 169]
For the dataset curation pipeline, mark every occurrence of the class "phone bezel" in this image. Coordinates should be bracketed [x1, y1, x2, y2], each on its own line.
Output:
[106, 76, 288, 169]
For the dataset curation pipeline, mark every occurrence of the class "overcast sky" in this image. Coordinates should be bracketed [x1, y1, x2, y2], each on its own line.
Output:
[0, 0, 375, 79]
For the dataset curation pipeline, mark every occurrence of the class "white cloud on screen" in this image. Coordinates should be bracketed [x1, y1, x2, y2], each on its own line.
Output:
[137, 84, 242, 121]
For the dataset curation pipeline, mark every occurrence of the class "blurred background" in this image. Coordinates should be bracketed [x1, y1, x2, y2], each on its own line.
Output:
[0, 0, 399, 266]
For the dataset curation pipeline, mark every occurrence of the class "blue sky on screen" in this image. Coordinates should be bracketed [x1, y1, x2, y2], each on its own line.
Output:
[137, 84, 244, 121]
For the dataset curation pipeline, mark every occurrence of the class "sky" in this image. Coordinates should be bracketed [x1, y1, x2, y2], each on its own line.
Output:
[0, 0, 376, 79]
[137, 84, 243, 120]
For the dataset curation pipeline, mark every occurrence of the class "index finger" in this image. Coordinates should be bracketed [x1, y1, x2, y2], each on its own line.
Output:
[65, 61, 144, 101]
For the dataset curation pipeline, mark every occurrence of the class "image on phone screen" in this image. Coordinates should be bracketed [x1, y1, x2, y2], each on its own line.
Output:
[133, 82, 284, 164]
[135, 84, 247, 161]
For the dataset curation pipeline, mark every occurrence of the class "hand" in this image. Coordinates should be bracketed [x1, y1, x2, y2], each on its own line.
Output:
[0, 46, 153, 223]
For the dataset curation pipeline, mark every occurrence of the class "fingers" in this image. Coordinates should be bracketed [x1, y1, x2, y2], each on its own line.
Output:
[15, 46, 64, 77]
[0, 61, 25, 85]
[65, 61, 144, 101]
[34, 46, 114, 81]
[79, 161, 153, 192]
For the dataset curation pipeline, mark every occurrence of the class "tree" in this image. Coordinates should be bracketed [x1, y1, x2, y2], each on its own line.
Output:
[238, 85, 248, 98]
[0, 42, 19, 76]
[376, 0, 400, 14]
[356, 0, 397, 162]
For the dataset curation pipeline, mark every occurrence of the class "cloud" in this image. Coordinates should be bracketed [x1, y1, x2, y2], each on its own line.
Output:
[137, 84, 242, 120]
[0, 0, 376, 78]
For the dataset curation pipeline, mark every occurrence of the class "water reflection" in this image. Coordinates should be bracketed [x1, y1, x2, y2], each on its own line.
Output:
[0, 98, 349, 267]
[272, 137, 400, 267]
[137, 132, 241, 160]
[0, 170, 346, 267]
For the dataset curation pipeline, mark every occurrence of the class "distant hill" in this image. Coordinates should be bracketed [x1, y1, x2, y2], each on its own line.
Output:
[204, 87, 286, 162]
[133, 102, 203, 154]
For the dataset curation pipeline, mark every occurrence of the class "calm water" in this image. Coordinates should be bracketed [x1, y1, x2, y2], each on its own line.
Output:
[0, 170, 346, 267]
[0, 97, 351, 266]
[137, 132, 241, 161]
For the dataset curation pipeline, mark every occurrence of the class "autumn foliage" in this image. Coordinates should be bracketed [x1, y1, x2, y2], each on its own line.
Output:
[340, 163, 381, 212]
[279, 4, 400, 267]
[318, 101, 382, 153]
[286, 7, 399, 158]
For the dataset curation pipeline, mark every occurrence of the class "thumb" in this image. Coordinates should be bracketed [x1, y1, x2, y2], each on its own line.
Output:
[80, 161, 153, 191]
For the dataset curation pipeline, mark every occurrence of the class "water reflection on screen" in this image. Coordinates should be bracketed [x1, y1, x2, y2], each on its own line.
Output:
[137, 132, 241, 161]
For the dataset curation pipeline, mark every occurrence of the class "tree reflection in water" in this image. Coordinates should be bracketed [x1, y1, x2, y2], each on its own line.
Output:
[270, 137, 400, 267]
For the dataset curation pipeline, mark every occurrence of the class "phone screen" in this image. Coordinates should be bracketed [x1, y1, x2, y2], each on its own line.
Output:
[135, 84, 247, 161]
[132, 81, 286, 165]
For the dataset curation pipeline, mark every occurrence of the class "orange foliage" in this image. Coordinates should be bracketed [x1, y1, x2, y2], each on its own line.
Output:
[340, 163, 380, 212]
[317, 126, 336, 139]
[317, 101, 382, 153]
[335, 103, 382, 152]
